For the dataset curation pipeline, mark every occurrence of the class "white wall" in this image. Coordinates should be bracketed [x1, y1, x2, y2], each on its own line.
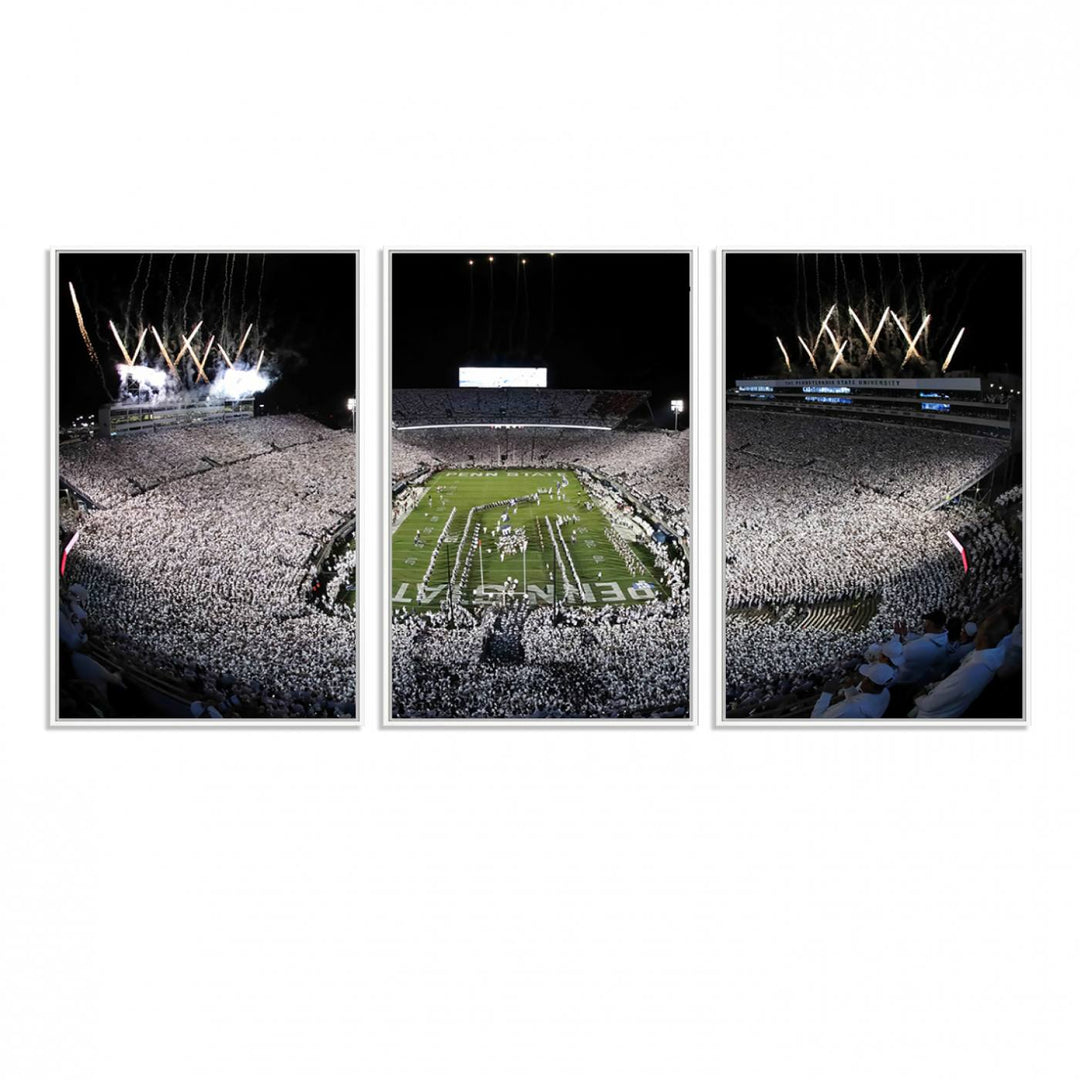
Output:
[2, 2, 1077, 1078]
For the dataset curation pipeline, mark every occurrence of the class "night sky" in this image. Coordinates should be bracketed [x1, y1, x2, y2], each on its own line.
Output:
[391, 252, 692, 425]
[58, 252, 356, 425]
[724, 252, 1023, 382]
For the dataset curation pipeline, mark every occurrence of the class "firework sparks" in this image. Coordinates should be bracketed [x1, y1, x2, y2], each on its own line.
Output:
[68, 282, 99, 364]
[150, 326, 178, 377]
[812, 303, 837, 352]
[175, 321, 205, 375]
[890, 310, 916, 364]
[234, 323, 252, 364]
[902, 313, 931, 363]
[217, 342, 234, 368]
[942, 327, 965, 372]
[109, 320, 134, 365]
[129, 327, 146, 366]
[797, 335, 818, 371]
[828, 340, 848, 373]
[849, 306, 890, 358]
[775, 337, 792, 372]
[194, 336, 215, 383]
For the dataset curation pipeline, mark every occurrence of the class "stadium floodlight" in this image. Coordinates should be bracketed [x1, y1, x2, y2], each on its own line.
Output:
[671, 399, 684, 432]
[346, 398, 356, 411]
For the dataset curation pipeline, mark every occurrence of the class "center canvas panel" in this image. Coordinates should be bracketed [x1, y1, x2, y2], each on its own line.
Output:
[387, 251, 692, 724]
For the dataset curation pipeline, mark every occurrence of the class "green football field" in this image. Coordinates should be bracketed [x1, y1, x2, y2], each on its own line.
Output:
[391, 468, 666, 612]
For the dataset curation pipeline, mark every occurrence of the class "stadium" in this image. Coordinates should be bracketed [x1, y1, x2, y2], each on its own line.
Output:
[724, 252, 1023, 722]
[57, 252, 357, 721]
[390, 252, 691, 720]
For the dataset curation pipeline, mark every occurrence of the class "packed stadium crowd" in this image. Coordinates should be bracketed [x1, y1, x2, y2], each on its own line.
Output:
[391, 596, 689, 718]
[59, 416, 355, 719]
[725, 410, 1021, 719]
[392, 387, 650, 426]
[60, 414, 325, 507]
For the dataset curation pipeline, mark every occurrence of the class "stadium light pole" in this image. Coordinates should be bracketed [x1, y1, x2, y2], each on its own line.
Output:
[671, 399, 684, 432]
[347, 397, 356, 432]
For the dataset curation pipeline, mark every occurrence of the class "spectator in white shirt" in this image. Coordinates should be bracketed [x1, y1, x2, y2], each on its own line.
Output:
[811, 662, 895, 719]
[891, 609, 951, 685]
[910, 613, 1014, 718]
[945, 620, 979, 673]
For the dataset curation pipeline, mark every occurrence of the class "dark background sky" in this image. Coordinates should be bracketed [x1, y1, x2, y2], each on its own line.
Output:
[391, 252, 692, 425]
[724, 252, 1023, 381]
[58, 252, 356, 424]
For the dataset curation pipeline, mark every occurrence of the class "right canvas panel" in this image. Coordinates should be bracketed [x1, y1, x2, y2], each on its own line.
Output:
[720, 251, 1024, 725]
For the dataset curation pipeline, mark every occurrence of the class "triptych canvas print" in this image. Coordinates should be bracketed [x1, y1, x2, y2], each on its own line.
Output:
[52, 249, 1023, 726]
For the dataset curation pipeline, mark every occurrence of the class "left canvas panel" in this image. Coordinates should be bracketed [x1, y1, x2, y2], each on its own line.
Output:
[53, 251, 359, 725]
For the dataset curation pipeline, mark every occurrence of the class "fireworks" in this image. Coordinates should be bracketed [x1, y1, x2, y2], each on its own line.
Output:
[68, 282, 99, 365]
[175, 321, 204, 373]
[67, 255, 287, 408]
[150, 326, 179, 376]
[109, 321, 134, 365]
[942, 327, 965, 372]
[775, 337, 791, 372]
[797, 335, 818, 371]
[233, 323, 252, 364]
[849, 306, 890, 359]
[827, 340, 848, 373]
[812, 304, 837, 353]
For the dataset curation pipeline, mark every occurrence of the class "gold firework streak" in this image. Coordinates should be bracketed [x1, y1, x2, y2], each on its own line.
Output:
[150, 326, 178, 376]
[849, 307, 889, 358]
[109, 320, 134, 364]
[192, 336, 214, 383]
[129, 327, 147, 366]
[175, 321, 204, 373]
[216, 342, 234, 368]
[797, 336, 818, 371]
[942, 327, 965, 372]
[828, 340, 848, 373]
[234, 323, 252, 364]
[812, 304, 837, 353]
[255, 349, 264, 373]
[68, 282, 100, 364]
[891, 311, 930, 366]
[903, 313, 931, 363]
[775, 337, 791, 372]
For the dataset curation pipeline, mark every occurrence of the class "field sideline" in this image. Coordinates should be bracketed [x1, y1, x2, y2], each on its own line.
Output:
[391, 468, 666, 611]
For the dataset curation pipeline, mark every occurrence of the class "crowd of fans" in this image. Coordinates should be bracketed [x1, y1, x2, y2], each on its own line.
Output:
[392, 388, 649, 427]
[59, 416, 355, 719]
[725, 411, 1021, 719]
[392, 597, 689, 719]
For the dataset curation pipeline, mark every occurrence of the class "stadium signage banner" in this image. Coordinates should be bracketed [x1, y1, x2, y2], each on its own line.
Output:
[736, 377, 982, 391]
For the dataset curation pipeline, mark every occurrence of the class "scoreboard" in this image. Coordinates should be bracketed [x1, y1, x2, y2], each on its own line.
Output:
[459, 367, 548, 388]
